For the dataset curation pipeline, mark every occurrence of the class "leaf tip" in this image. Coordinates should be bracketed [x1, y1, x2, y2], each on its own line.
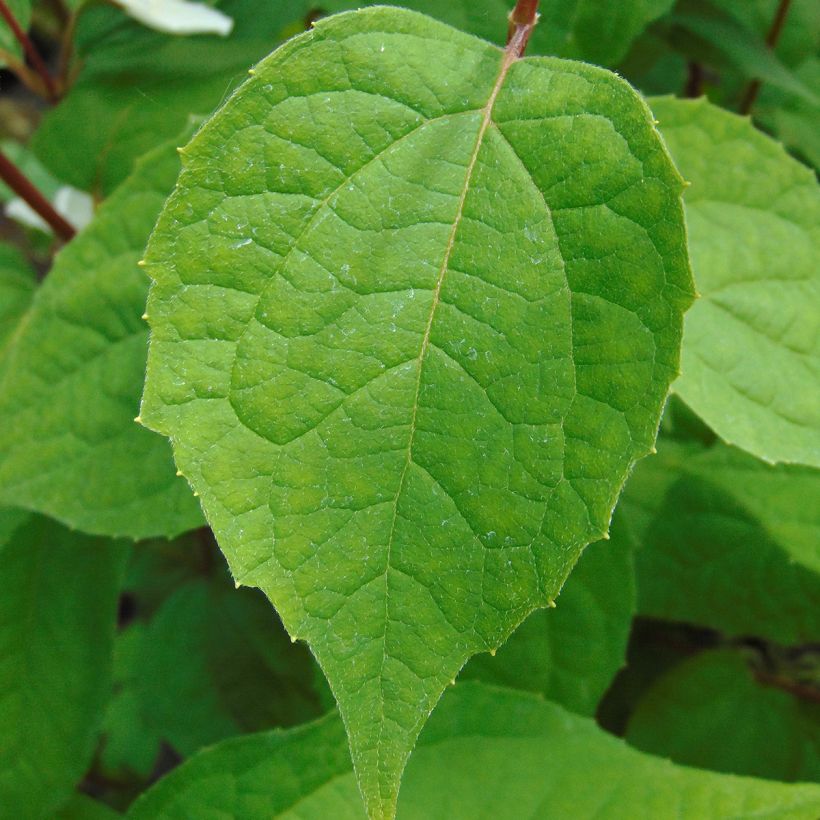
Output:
[137, 259, 147, 267]
[141, 313, 149, 321]
[175, 469, 183, 477]
[133, 415, 143, 425]
[248, 68, 257, 76]
[547, 599, 556, 608]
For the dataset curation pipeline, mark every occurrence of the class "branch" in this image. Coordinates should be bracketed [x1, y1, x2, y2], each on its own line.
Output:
[0, 0, 59, 101]
[0, 151, 76, 242]
[739, 0, 793, 115]
[507, 0, 539, 57]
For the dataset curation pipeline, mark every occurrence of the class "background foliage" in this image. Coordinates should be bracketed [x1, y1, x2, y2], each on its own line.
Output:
[0, 1, 817, 818]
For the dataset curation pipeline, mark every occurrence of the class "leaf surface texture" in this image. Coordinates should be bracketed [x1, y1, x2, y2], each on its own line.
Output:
[141, 9, 692, 814]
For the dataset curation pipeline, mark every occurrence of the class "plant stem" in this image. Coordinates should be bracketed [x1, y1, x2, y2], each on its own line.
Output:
[0, 151, 76, 242]
[507, 0, 540, 56]
[739, 0, 793, 115]
[0, 0, 59, 101]
[684, 62, 704, 98]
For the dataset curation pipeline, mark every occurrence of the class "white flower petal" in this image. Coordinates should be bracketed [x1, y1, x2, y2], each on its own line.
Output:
[112, 0, 234, 37]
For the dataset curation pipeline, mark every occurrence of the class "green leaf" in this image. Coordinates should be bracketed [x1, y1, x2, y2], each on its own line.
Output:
[31, 0, 311, 196]
[141, 8, 692, 816]
[631, 441, 820, 644]
[0, 132, 204, 539]
[122, 579, 326, 756]
[459, 515, 635, 715]
[626, 649, 820, 783]
[128, 683, 820, 819]
[668, 13, 819, 105]
[322, 0, 676, 66]
[0, 513, 128, 817]
[55, 794, 122, 820]
[0, 244, 36, 354]
[654, 97, 820, 467]
[758, 58, 820, 171]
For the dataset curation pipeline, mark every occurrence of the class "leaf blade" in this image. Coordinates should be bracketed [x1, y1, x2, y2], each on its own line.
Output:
[141, 8, 692, 815]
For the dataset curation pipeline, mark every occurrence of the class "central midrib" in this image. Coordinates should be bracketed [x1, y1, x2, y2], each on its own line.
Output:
[373, 32, 526, 793]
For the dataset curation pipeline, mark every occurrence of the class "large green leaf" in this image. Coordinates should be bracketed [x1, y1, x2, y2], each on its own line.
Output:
[127, 682, 820, 819]
[459, 514, 635, 715]
[653, 97, 820, 467]
[32, 0, 311, 196]
[0, 244, 36, 354]
[631, 440, 820, 644]
[140, 8, 692, 816]
[0, 132, 204, 539]
[626, 649, 820, 783]
[322, 0, 676, 66]
[0, 513, 128, 817]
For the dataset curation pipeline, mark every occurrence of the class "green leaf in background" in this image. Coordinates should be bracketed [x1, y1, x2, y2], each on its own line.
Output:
[55, 793, 122, 820]
[716, 0, 820, 70]
[32, 0, 311, 196]
[113, 578, 326, 758]
[758, 58, 820, 170]
[654, 97, 820, 467]
[0, 131, 204, 539]
[127, 683, 820, 819]
[460, 515, 635, 715]
[668, 12, 819, 105]
[626, 649, 820, 783]
[0, 512, 128, 818]
[0, 0, 31, 66]
[0, 244, 35, 353]
[141, 8, 692, 815]
[631, 440, 820, 645]
[322, 0, 676, 67]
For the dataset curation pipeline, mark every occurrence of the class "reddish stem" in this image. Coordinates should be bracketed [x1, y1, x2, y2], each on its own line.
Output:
[0, 0, 59, 101]
[507, 0, 540, 56]
[0, 151, 76, 242]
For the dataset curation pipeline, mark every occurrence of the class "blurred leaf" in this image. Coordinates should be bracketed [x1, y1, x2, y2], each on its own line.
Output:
[460, 515, 635, 715]
[140, 8, 692, 814]
[321, 0, 676, 66]
[757, 58, 820, 170]
[32, 0, 311, 195]
[0, 130, 204, 539]
[128, 579, 326, 756]
[100, 537, 326, 780]
[0, 514, 128, 817]
[654, 97, 820, 467]
[127, 683, 820, 819]
[55, 793, 122, 820]
[99, 623, 163, 780]
[0, 0, 31, 65]
[669, 12, 819, 104]
[632, 441, 820, 645]
[0, 244, 36, 353]
[626, 649, 820, 782]
[716, 0, 820, 69]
